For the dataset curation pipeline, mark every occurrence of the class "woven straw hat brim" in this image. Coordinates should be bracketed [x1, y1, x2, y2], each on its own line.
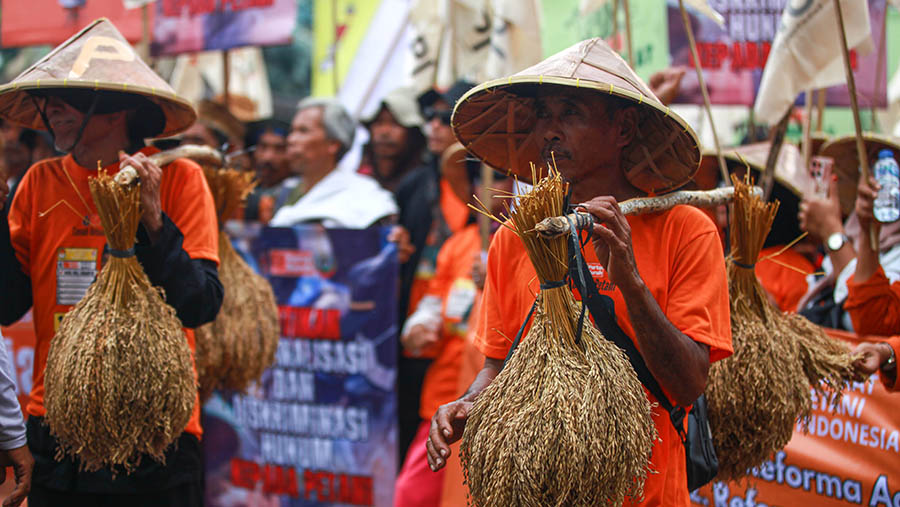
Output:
[820, 133, 900, 216]
[699, 143, 812, 199]
[451, 41, 701, 194]
[0, 18, 195, 138]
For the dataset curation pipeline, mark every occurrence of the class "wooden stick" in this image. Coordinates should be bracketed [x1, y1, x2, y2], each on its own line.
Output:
[833, 0, 877, 250]
[678, 0, 728, 185]
[611, 0, 620, 51]
[533, 186, 761, 238]
[871, 6, 888, 131]
[815, 88, 826, 132]
[762, 109, 791, 201]
[222, 49, 231, 109]
[479, 163, 494, 251]
[623, 0, 634, 67]
[115, 145, 224, 185]
[802, 89, 814, 171]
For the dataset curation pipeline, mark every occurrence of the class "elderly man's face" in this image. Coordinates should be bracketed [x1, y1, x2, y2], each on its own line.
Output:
[533, 90, 625, 187]
[369, 108, 409, 160]
[43, 96, 123, 153]
[287, 106, 339, 175]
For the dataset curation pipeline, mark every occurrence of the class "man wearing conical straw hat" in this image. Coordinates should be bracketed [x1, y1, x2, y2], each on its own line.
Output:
[0, 18, 221, 505]
[426, 38, 733, 504]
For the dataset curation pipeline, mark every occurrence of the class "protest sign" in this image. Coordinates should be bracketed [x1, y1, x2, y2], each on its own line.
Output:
[0, 0, 146, 47]
[152, 0, 297, 55]
[692, 329, 900, 507]
[668, 0, 888, 109]
[203, 224, 398, 507]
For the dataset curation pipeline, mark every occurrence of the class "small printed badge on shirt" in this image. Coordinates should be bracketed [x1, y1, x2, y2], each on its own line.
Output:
[588, 262, 606, 278]
[56, 247, 98, 306]
[445, 278, 477, 321]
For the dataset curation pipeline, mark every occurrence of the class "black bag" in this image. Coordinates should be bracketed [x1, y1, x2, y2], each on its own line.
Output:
[502, 227, 719, 492]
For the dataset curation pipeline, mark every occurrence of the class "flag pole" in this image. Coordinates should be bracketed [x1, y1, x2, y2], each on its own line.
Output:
[833, 0, 877, 250]
[815, 88, 826, 133]
[761, 110, 790, 201]
[222, 49, 231, 109]
[678, 0, 728, 184]
[623, 0, 634, 67]
[802, 89, 813, 170]
[611, 0, 620, 53]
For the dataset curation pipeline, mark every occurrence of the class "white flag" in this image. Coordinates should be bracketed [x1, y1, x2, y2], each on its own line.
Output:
[753, 0, 872, 124]
[481, 0, 543, 80]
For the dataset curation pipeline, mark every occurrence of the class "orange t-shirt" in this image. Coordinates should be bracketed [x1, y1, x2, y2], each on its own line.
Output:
[7, 147, 219, 439]
[845, 265, 900, 337]
[473, 205, 732, 506]
[418, 224, 482, 419]
[756, 245, 814, 312]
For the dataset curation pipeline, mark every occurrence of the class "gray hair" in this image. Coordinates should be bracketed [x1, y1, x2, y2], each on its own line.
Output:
[296, 97, 356, 161]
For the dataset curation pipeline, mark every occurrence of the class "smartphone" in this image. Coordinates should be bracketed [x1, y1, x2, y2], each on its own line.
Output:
[809, 156, 833, 199]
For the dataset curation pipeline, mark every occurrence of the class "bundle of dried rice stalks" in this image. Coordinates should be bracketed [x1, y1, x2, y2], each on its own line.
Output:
[196, 167, 278, 400]
[461, 166, 656, 506]
[44, 169, 195, 473]
[708, 174, 856, 482]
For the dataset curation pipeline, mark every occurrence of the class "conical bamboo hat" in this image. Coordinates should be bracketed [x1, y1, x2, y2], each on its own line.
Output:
[0, 18, 195, 138]
[451, 38, 701, 194]
[820, 133, 900, 216]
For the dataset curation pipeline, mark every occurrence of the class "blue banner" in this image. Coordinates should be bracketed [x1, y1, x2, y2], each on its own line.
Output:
[203, 224, 398, 506]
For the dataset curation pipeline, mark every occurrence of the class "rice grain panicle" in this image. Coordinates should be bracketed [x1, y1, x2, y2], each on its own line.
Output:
[43, 168, 196, 474]
[461, 164, 656, 506]
[708, 174, 858, 482]
[195, 166, 279, 400]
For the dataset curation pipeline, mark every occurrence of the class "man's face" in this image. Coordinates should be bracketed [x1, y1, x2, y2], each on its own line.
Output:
[254, 129, 289, 187]
[43, 96, 121, 153]
[424, 99, 455, 155]
[369, 108, 409, 160]
[181, 123, 220, 148]
[532, 90, 623, 186]
[287, 106, 338, 175]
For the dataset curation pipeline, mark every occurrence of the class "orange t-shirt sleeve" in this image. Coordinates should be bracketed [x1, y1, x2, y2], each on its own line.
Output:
[159, 159, 219, 265]
[473, 227, 529, 360]
[883, 336, 900, 392]
[756, 246, 814, 312]
[844, 266, 900, 336]
[667, 226, 733, 363]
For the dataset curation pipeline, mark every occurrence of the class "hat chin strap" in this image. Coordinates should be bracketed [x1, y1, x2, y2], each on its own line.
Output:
[31, 94, 99, 157]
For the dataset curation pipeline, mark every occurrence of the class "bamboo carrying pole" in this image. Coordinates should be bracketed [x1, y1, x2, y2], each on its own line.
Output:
[115, 145, 224, 185]
[832, 0, 878, 250]
[533, 186, 760, 238]
[678, 0, 728, 185]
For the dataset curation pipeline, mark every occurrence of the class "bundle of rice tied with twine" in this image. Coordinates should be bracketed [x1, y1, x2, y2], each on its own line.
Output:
[195, 166, 278, 400]
[461, 166, 656, 506]
[43, 168, 195, 473]
[708, 174, 858, 481]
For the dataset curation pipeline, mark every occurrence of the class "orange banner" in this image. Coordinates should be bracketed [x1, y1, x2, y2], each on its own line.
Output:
[691, 329, 900, 507]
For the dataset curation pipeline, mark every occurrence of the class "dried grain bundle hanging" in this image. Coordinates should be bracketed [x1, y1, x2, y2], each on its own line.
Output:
[195, 166, 278, 399]
[461, 167, 656, 506]
[43, 169, 195, 473]
[782, 312, 859, 400]
[707, 174, 812, 481]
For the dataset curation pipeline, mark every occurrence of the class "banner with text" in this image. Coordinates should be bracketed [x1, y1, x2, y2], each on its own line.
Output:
[667, 0, 888, 108]
[202, 224, 398, 507]
[152, 0, 297, 55]
[0, 0, 147, 47]
[691, 329, 900, 507]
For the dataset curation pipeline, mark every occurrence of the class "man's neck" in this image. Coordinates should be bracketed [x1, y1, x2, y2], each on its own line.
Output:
[373, 155, 403, 186]
[569, 173, 643, 204]
[71, 143, 130, 169]
[300, 161, 335, 193]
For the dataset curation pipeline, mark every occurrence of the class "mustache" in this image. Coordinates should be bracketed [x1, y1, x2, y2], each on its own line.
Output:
[541, 143, 571, 162]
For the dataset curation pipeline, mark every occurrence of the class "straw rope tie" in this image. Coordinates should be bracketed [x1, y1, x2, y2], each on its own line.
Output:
[108, 247, 136, 259]
[575, 78, 580, 88]
[731, 260, 755, 270]
[36, 79, 40, 89]
[94, 80, 99, 90]
[539, 75, 543, 85]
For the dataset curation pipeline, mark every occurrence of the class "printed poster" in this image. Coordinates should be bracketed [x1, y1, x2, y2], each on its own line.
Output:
[152, 0, 297, 55]
[668, 0, 888, 108]
[691, 329, 900, 507]
[203, 224, 399, 507]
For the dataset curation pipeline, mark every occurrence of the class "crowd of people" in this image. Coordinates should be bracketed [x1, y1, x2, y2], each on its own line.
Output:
[0, 17, 897, 507]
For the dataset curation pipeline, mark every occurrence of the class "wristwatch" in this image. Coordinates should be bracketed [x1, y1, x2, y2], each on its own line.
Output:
[826, 232, 851, 252]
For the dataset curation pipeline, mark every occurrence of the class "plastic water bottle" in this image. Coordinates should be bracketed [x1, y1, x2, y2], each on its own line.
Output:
[873, 149, 900, 223]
